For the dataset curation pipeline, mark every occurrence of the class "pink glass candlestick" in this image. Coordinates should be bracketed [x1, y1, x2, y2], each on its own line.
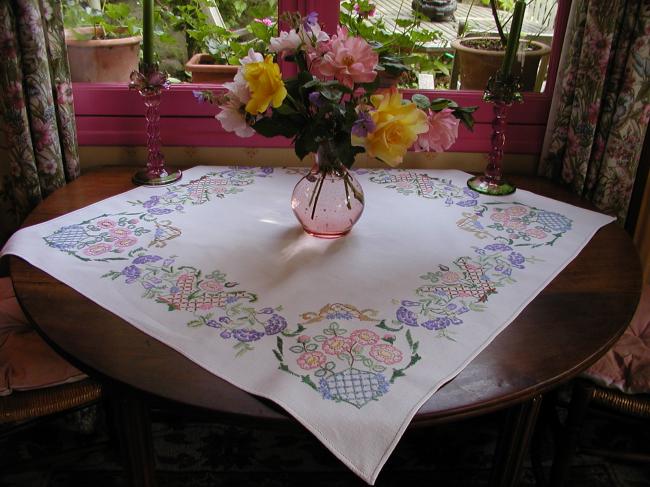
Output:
[467, 100, 516, 195]
[129, 66, 182, 186]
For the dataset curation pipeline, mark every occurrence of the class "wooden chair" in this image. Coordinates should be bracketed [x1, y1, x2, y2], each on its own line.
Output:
[548, 285, 650, 486]
[0, 276, 102, 451]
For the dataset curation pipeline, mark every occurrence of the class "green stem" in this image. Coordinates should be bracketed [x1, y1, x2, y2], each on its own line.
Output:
[310, 171, 326, 220]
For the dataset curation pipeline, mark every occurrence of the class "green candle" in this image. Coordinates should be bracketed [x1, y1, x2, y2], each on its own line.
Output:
[142, 0, 154, 66]
[501, 0, 526, 77]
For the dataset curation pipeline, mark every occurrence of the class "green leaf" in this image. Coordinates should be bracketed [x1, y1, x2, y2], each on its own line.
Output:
[276, 336, 283, 356]
[272, 350, 283, 362]
[411, 93, 430, 110]
[301, 375, 318, 391]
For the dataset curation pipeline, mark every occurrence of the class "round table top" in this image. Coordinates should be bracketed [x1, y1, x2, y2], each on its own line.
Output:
[9, 166, 642, 424]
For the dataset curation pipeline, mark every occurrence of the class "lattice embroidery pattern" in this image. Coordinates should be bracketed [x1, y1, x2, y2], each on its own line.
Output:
[274, 305, 420, 408]
[102, 249, 287, 355]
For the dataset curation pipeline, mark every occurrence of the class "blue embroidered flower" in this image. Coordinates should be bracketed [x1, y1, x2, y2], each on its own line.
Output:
[121, 265, 140, 283]
[133, 255, 162, 265]
[421, 317, 452, 330]
[233, 329, 265, 342]
[147, 208, 173, 215]
[485, 243, 512, 252]
[396, 306, 418, 326]
[264, 314, 287, 335]
[508, 252, 526, 268]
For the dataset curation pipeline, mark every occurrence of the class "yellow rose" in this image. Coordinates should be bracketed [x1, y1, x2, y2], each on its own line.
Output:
[353, 89, 428, 166]
[243, 55, 287, 115]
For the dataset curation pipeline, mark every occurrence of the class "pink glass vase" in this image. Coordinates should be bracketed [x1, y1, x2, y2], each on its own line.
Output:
[291, 142, 364, 238]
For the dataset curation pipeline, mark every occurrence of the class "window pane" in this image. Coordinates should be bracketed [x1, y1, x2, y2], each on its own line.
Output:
[340, 0, 558, 92]
[62, 0, 278, 83]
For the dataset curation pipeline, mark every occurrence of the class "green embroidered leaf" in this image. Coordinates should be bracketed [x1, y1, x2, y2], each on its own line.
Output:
[390, 369, 405, 383]
[273, 350, 283, 363]
[406, 329, 414, 348]
[281, 324, 305, 337]
[276, 336, 283, 356]
[187, 319, 203, 328]
[301, 375, 318, 391]
[377, 321, 403, 332]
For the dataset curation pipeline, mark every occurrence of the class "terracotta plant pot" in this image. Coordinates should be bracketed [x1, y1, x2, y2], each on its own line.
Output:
[65, 27, 141, 83]
[185, 53, 239, 83]
[451, 36, 551, 91]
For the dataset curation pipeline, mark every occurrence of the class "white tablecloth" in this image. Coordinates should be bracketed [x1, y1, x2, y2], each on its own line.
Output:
[1, 166, 614, 484]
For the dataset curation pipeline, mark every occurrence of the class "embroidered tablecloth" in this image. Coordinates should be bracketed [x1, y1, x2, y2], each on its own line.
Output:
[1, 166, 614, 484]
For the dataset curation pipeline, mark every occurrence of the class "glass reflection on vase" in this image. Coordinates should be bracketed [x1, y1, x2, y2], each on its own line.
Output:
[291, 141, 364, 238]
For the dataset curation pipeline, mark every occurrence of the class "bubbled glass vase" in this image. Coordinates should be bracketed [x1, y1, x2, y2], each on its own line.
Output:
[291, 141, 364, 238]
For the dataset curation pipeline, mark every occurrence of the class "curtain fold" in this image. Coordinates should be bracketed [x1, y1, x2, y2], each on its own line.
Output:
[539, 0, 650, 223]
[0, 0, 79, 239]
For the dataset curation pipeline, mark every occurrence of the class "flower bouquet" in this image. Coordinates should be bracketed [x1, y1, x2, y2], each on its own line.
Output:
[198, 12, 476, 237]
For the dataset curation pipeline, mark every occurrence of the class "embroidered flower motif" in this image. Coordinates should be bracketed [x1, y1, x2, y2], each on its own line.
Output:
[121, 265, 141, 283]
[350, 329, 379, 345]
[440, 271, 461, 284]
[264, 314, 287, 335]
[133, 255, 162, 265]
[199, 279, 224, 293]
[396, 306, 418, 326]
[525, 228, 547, 239]
[83, 243, 112, 256]
[421, 317, 453, 330]
[110, 228, 132, 238]
[297, 335, 311, 343]
[115, 237, 137, 248]
[96, 219, 117, 229]
[297, 351, 326, 370]
[233, 329, 265, 342]
[322, 336, 354, 355]
[369, 344, 403, 365]
[508, 252, 526, 268]
[484, 243, 512, 252]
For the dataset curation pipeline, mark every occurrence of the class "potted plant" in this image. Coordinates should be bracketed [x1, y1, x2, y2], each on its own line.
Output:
[158, 0, 276, 83]
[63, 1, 142, 82]
[340, 1, 448, 88]
[450, 0, 552, 91]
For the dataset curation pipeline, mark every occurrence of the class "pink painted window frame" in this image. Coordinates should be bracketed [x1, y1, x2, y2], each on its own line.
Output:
[73, 0, 569, 155]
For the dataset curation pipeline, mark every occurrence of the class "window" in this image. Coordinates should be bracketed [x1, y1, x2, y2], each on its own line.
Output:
[70, 0, 569, 155]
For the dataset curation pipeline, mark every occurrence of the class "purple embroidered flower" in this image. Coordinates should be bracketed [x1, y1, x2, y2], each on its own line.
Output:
[457, 305, 470, 314]
[451, 317, 463, 325]
[396, 306, 418, 326]
[226, 296, 239, 304]
[401, 300, 420, 307]
[351, 111, 376, 137]
[264, 314, 287, 335]
[143, 282, 154, 289]
[133, 255, 162, 265]
[148, 207, 173, 215]
[219, 316, 232, 324]
[421, 317, 452, 330]
[326, 311, 354, 320]
[206, 319, 221, 328]
[169, 286, 180, 294]
[463, 188, 480, 198]
[456, 199, 478, 207]
[261, 167, 274, 175]
[485, 243, 512, 252]
[220, 330, 232, 339]
[163, 258, 175, 267]
[508, 252, 526, 268]
[233, 329, 265, 342]
[142, 196, 160, 208]
[121, 265, 141, 283]
[259, 307, 274, 314]
[446, 303, 457, 310]
[175, 205, 184, 211]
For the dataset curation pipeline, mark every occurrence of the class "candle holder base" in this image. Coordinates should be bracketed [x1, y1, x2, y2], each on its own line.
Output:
[467, 175, 516, 196]
[132, 168, 182, 186]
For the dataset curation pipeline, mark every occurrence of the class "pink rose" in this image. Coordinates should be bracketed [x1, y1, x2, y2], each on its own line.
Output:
[350, 329, 379, 345]
[313, 27, 377, 88]
[414, 109, 459, 152]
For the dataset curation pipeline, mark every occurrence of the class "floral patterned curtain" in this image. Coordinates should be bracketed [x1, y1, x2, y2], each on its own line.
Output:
[539, 0, 650, 223]
[0, 0, 79, 241]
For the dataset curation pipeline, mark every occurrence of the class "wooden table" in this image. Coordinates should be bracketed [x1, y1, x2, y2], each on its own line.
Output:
[9, 167, 641, 486]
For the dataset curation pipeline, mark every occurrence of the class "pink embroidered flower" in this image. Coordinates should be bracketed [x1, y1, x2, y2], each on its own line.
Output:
[383, 333, 395, 341]
[199, 279, 224, 293]
[414, 109, 459, 152]
[110, 228, 132, 238]
[297, 335, 311, 343]
[128, 219, 139, 224]
[350, 329, 379, 345]
[525, 228, 547, 239]
[56, 82, 73, 105]
[198, 303, 213, 310]
[96, 219, 116, 229]
[440, 271, 461, 285]
[369, 344, 403, 365]
[322, 336, 354, 355]
[490, 211, 510, 223]
[297, 351, 326, 370]
[314, 27, 377, 88]
[505, 206, 527, 217]
[505, 220, 525, 230]
[83, 243, 112, 256]
[115, 237, 137, 248]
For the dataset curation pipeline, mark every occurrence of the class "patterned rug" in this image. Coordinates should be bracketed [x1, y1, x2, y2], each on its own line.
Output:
[1, 399, 649, 487]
